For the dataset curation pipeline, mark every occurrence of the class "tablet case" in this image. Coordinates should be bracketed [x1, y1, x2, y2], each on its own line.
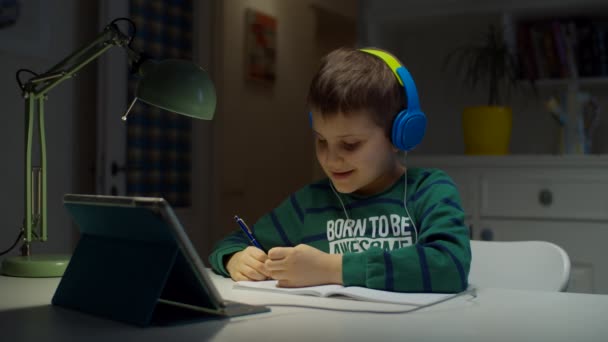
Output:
[52, 196, 269, 326]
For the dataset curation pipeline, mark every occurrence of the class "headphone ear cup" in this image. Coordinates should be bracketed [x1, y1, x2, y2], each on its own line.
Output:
[308, 111, 313, 127]
[391, 110, 427, 151]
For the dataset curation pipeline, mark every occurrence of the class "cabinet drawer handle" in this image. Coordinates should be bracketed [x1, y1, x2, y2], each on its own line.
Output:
[539, 189, 553, 206]
[480, 228, 493, 241]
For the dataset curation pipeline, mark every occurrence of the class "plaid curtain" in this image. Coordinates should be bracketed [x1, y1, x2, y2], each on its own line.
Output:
[127, 0, 193, 207]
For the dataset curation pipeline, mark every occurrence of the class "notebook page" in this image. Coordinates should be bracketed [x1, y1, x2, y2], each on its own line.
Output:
[234, 280, 344, 296]
[235, 281, 468, 306]
[336, 286, 458, 306]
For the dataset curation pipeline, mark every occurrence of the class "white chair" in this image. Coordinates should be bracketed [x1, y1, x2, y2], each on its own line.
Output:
[469, 240, 571, 292]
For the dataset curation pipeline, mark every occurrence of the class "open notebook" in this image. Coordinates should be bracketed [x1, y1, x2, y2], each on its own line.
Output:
[234, 280, 468, 306]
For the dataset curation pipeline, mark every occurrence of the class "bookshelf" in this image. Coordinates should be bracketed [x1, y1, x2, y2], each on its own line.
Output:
[358, 0, 608, 155]
[502, 7, 607, 154]
[502, 5, 608, 83]
[360, 0, 608, 88]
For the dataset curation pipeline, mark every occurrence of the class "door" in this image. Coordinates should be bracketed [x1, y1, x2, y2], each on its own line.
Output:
[96, 1, 128, 196]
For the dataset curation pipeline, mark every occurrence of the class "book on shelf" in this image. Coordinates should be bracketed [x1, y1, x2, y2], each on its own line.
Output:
[577, 19, 596, 77]
[233, 280, 469, 306]
[551, 20, 569, 78]
[595, 21, 608, 76]
[517, 22, 539, 79]
[516, 17, 608, 81]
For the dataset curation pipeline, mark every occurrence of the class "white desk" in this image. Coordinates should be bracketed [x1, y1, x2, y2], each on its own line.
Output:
[1, 270, 608, 342]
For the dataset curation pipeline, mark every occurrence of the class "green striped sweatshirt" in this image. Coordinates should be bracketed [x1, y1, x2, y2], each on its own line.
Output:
[208, 168, 471, 293]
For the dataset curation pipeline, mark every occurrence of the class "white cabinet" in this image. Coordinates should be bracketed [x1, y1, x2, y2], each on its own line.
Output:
[480, 170, 608, 221]
[409, 155, 608, 294]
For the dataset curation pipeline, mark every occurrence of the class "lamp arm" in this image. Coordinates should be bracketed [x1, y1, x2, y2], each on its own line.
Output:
[25, 21, 140, 98]
[20, 19, 142, 249]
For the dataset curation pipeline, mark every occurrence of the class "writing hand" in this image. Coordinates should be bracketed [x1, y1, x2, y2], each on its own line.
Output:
[226, 246, 270, 281]
[265, 244, 342, 287]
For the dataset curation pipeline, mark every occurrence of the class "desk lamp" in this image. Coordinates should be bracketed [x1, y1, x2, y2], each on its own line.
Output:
[0, 18, 216, 277]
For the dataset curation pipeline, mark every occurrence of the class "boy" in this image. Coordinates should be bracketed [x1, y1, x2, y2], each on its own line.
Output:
[209, 47, 470, 293]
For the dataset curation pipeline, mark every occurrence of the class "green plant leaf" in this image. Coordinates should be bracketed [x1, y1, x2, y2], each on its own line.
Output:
[442, 24, 531, 106]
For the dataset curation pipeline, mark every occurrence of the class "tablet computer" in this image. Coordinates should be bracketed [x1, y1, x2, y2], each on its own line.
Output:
[52, 194, 269, 326]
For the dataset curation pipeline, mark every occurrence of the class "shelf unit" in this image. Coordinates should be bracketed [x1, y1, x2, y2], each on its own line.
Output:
[501, 3, 608, 84]
[502, 4, 608, 154]
[358, 0, 608, 155]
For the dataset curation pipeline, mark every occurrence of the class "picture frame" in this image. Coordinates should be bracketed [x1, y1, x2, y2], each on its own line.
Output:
[245, 8, 277, 84]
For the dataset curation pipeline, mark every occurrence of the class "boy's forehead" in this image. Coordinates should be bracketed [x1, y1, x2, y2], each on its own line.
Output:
[312, 110, 378, 137]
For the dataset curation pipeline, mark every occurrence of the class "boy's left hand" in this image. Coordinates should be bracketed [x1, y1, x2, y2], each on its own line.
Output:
[265, 244, 342, 287]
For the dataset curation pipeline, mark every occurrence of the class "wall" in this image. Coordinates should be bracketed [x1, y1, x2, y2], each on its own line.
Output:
[207, 0, 357, 256]
[0, 0, 357, 263]
[177, 0, 216, 258]
[0, 0, 96, 257]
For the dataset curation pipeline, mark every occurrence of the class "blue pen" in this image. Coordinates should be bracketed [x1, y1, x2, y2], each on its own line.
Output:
[234, 215, 264, 251]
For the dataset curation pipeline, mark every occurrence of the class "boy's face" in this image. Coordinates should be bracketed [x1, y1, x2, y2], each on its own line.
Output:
[312, 110, 404, 196]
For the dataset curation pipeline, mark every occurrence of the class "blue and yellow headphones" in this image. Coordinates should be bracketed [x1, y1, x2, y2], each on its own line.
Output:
[309, 48, 427, 152]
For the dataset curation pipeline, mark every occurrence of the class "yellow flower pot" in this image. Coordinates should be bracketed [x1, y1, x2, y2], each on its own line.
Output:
[462, 106, 512, 155]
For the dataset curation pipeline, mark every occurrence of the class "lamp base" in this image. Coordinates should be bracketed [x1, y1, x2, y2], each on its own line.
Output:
[1, 254, 70, 277]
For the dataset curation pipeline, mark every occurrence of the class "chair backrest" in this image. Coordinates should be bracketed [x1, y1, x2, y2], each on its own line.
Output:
[469, 240, 571, 292]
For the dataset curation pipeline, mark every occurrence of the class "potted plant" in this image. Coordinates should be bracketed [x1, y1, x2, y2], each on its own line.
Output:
[442, 24, 523, 154]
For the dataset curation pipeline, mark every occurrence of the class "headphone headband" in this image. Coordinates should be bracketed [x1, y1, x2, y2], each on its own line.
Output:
[359, 48, 404, 86]
[358, 48, 426, 151]
[358, 48, 421, 112]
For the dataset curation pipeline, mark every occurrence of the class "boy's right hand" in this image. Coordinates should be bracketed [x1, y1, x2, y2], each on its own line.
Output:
[225, 246, 270, 281]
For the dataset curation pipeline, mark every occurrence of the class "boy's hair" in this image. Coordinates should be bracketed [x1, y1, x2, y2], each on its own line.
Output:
[307, 47, 406, 136]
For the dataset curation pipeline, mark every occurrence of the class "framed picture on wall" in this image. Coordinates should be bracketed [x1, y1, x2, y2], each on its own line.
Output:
[245, 8, 277, 84]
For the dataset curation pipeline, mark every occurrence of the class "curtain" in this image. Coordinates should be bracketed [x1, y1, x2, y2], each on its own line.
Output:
[127, 0, 193, 207]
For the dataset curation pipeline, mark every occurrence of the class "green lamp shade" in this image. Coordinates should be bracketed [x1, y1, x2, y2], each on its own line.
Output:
[135, 59, 216, 120]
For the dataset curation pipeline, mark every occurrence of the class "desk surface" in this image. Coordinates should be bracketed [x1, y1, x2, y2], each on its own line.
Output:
[1, 270, 608, 342]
